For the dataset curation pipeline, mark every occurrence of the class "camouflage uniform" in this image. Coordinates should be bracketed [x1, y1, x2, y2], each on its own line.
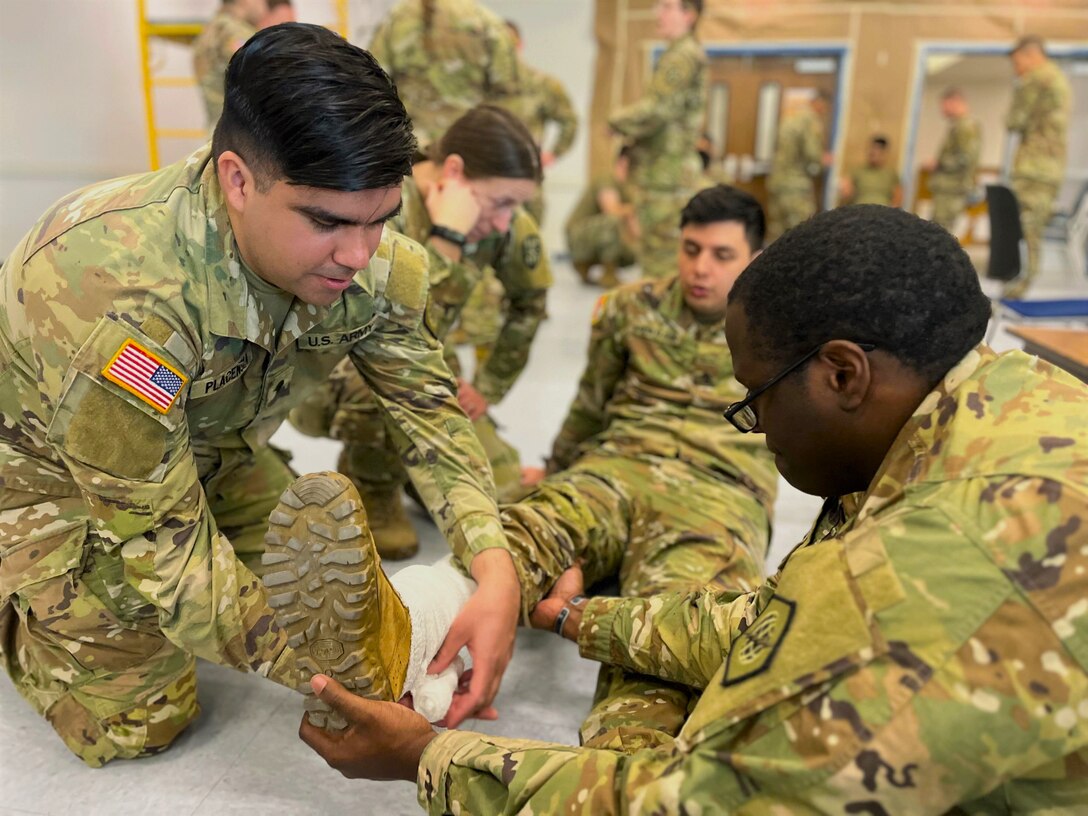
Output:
[290, 177, 552, 503]
[191, 7, 255, 128]
[1005, 59, 1071, 297]
[500, 278, 777, 751]
[929, 116, 982, 233]
[848, 165, 900, 207]
[767, 109, 825, 242]
[0, 147, 508, 766]
[610, 33, 706, 280]
[565, 176, 637, 269]
[505, 63, 578, 225]
[418, 344, 1088, 813]
[368, 0, 521, 149]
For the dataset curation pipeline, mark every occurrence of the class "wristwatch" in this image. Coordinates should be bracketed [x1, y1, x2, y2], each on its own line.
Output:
[428, 224, 467, 248]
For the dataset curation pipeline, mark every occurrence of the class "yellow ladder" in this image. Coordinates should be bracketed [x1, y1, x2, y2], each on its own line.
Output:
[136, 0, 349, 170]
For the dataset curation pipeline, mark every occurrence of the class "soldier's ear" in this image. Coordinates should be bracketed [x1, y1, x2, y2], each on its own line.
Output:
[217, 151, 258, 212]
[441, 154, 467, 181]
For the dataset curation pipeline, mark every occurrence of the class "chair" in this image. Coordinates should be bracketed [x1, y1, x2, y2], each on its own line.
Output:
[985, 184, 1025, 283]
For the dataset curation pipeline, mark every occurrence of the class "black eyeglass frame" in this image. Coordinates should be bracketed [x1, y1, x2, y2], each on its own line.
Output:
[723, 342, 877, 433]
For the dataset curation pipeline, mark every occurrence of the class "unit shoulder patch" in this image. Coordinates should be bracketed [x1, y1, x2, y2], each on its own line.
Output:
[521, 234, 543, 270]
[722, 595, 796, 688]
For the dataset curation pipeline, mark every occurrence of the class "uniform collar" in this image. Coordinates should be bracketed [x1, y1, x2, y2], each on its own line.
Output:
[198, 148, 328, 353]
[849, 343, 997, 527]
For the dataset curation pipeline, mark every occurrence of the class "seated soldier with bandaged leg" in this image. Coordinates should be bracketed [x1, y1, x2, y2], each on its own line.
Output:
[277, 205, 1088, 814]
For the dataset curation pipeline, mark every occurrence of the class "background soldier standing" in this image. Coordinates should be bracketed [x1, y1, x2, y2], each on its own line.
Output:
[766, 90, 832, 241]
[609, 0, 706, 280]
[192, 0, 268, 128]
[1004, 34, 1072, 298]
[925, 88, 982, 235]
[368, 0, 522, 150]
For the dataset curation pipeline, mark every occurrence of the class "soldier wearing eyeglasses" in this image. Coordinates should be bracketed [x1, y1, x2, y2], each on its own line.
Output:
[301, 205, 1088, 816]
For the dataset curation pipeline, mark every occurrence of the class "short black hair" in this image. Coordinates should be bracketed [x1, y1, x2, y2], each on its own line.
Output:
[870, 135, 889, 149]
[1012, 34, 1046, 55]
[729, 206, 991, 384]
[212, 23, 415, 191]
[680, 185, 766, 252]
[941, 86, 964, 100]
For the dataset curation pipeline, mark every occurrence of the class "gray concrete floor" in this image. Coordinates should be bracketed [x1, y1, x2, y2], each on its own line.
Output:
[1, 240, 1085, 815]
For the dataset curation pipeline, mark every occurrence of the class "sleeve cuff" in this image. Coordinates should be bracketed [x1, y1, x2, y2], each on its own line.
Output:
[417, 730, 483, 815]
[449, 511, 511, 569]
[576, 596, 632, 664]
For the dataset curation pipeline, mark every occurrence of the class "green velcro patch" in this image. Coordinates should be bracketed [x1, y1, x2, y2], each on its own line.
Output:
[722, 596, 797, 687]
[521, 234, 542, 270]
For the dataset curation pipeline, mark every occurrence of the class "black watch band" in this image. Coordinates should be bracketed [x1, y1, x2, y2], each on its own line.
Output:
[429, 224, 467, 247]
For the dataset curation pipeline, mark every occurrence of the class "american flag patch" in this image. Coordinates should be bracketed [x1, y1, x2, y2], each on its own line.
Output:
[101, 339, 187, 413]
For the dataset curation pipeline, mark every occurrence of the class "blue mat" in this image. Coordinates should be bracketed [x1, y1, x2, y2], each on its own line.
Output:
[1000, 299, 1088, 318]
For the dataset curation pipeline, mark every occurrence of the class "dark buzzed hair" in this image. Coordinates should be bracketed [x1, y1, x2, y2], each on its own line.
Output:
[1012, 34, 1046, 55]
[942, 87, 964, 100]
[680, 185, 766, 252]
[729, 206, 991, 384]
[213, 23, 416, 191]
[871, 135, 889, 149]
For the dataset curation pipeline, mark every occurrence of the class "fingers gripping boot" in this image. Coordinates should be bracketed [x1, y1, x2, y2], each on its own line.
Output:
[357, 484, 419, 560]
[261, 472, 412, 730]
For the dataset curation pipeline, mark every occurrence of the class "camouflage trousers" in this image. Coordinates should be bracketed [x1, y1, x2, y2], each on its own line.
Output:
[566, 213, 637, 268]
[290, 362, 524, 503]
[0, 446, 296, 767]
[1006, 176, 1060, 298]
[766, 186, 816, 243]
[502, 452, 769, 750]
[634, 188, 692, 280]
[931, 192, 969, 235]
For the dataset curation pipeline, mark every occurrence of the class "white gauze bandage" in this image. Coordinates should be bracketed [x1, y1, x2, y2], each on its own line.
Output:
[389, 555, 476, 722]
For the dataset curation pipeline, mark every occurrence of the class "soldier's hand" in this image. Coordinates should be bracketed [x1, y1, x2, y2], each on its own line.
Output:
[529, 563, 586, 636]
[429, 549, 521, 728]
[541, 151, 556, 168]
[299, 674, 437, 782]
[456, 379, 489, 421]
[425, 176, 480, 236]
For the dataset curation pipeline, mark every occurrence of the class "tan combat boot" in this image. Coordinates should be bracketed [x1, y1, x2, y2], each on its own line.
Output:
[598, 263, 621, 288]
[261, 472, 413, 730]
[573, 261, 593, 283]
[358, 483, 419, 560]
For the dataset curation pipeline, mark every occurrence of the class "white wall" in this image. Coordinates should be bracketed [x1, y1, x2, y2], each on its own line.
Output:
[0, 0, 594, 257]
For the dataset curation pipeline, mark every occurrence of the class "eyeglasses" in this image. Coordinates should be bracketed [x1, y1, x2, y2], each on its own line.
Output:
[723, 342, 876, 433]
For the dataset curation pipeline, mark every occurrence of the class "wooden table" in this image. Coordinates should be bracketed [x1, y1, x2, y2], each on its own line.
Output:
[1009, 326, 1088, 384]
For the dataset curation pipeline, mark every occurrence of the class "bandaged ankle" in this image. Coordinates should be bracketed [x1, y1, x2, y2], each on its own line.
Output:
[389, 555, 476, 710]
